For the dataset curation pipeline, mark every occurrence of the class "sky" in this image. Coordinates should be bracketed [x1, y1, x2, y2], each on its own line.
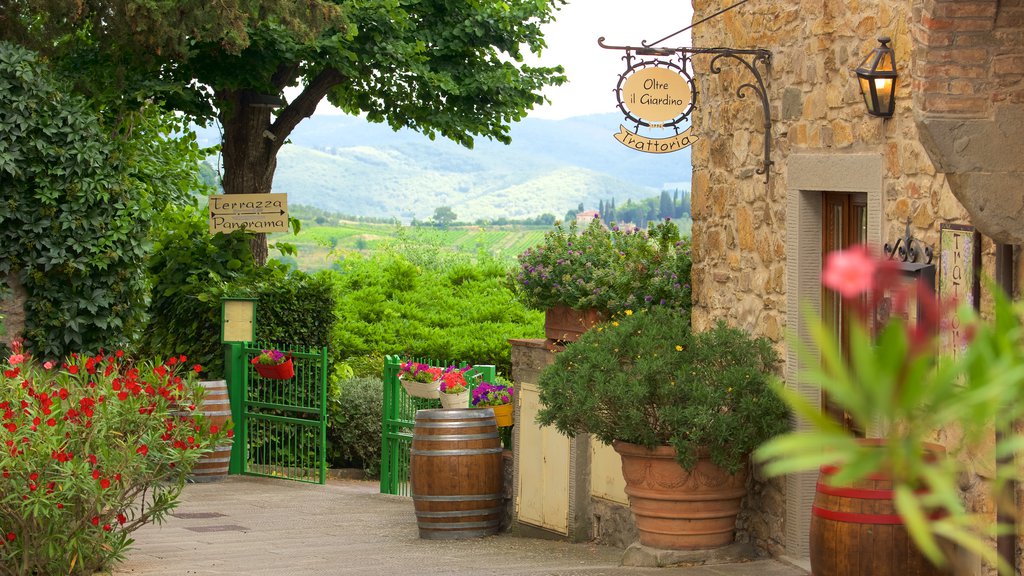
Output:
[303, 1, 693, 120]
[525, 0, 694, 119]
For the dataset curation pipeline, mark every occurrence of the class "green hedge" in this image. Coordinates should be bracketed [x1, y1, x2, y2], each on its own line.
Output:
[329, 251, 542, 375]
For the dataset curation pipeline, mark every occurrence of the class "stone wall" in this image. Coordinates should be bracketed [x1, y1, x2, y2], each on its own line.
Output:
[913, 0, 1024, 245]
[689, 0, 1009, 563]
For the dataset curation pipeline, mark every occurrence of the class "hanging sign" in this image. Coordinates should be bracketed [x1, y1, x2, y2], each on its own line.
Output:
[208, 193, 289, 234]
[613, 59, 697, 154]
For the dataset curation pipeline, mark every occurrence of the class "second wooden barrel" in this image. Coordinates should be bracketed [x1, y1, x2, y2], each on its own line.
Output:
[189, 380, 233, 482]
[410, 408, 503, 539]
[810, 443, 948, 576]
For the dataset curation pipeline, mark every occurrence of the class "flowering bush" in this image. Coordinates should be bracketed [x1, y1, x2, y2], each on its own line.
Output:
[397, 361, 442, 384]
[510, 217, 691, 316]
[755, 245, 1024, 574]
[471, 377, 514, 407]
[251, 349, 289, 366]
[0, 342, 230, 575]
[438, 365, 474, 395]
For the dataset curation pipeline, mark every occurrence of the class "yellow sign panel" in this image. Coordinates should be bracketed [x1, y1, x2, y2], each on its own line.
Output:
[208, 193, 289, 234]
[621, 67, 693, 124]
[221, 299, 255, 343]
[614, 125, 698, 154]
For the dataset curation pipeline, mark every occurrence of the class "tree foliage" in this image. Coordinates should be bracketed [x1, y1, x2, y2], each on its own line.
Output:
[5, 1, 567, 263]
[0, 42, 206, 357]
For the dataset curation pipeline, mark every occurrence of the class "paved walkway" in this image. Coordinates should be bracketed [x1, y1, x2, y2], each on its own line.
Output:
[114, 476, 808, 576]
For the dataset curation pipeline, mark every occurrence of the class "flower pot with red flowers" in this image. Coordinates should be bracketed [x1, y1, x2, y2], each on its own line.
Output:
[250, 349, 294, 380]
[438, 365, 476, 409]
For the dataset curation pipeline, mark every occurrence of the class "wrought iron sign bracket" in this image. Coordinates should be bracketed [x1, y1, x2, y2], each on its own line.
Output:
[599, 38, 774, 181]
[885, 219, 934, 264]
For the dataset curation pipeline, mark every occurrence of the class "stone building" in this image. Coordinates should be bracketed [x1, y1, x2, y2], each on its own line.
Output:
[687, 0, 1024, 571]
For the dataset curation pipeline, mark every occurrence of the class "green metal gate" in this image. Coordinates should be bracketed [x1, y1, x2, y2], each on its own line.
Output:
[379, 356, 495, 496]
[226, 342, 328, 484]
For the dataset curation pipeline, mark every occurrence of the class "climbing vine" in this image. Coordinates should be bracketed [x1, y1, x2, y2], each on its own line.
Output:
[0, 42, 207, 357]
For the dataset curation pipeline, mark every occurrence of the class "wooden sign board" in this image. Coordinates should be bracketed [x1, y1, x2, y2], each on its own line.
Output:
[938, 224, 980, 362]
[208, 193, 289, 234]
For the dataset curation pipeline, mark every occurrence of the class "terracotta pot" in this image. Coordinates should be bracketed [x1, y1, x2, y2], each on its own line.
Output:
[613, 440, 747, 550]
[810, 439, 949, 576]
[544, 305, 604, 343]
[253, 358, 294, 380]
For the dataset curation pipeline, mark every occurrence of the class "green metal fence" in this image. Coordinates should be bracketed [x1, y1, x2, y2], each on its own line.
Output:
[226, 342, 328, 484]
[379, 356, 496, 496]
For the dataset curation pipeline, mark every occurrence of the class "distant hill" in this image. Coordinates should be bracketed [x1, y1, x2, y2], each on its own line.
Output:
[195, 112, 691, 221]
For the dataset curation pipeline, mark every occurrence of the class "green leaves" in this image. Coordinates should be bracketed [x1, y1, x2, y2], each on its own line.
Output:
[0, 43, 209, 358]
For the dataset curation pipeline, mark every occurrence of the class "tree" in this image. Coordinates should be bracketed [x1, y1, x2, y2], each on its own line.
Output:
[432, 206, 457, 228]
[4, 1, 567, 265]
[659, 190, 673, 219]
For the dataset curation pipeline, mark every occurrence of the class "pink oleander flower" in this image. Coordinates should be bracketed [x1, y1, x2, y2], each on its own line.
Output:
[822, 245, 877, 299]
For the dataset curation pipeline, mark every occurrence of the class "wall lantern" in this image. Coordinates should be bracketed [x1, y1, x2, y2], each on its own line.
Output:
[855, 36, 897, 118]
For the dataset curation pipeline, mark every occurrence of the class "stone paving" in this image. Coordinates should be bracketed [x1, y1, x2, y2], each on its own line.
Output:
[113, 476, 808, 576]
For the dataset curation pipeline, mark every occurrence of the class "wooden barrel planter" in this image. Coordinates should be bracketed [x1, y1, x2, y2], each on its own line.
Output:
[410, 408, 503, 539]
[189, 380, 234, 483]
[810, 442, 948, 576]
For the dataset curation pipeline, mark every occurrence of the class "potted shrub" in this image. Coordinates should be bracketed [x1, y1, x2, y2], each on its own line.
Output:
[471, 376, 515, 427]
[510, 218, 691, 342]
[397, 361, 442, 399]
[250, 348, 294, 380]
[535, 306, 789, 550]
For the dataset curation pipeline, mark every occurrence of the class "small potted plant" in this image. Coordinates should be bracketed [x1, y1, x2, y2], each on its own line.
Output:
[510, 218, 691, 342]
[250, 348, 294, 380]
[397, 361, 443, 399]
[471, 376, 515, 427]
[535, 306, 789, 550]
[438, 365, 475, 409]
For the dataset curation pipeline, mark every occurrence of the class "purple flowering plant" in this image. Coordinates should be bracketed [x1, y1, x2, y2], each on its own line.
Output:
[471, 377, 514, 407]
[510, 217, 692, 316]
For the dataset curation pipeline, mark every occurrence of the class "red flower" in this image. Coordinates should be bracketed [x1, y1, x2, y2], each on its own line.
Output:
[90, 516, 99, 526]
[5, 532, 14, 541]
[118, 513, 127, 525]
[103, 524, 111, 532]
[192, 364, 202, 373]
[210, 425, 219, 434]
[136, 445, 149, 456]
[67, 365, 79, 375]
[100, 478, 111, 489]
[92, 469, 101, 480]
[28, 472, 38, 482]
[822, 245, 877, 299]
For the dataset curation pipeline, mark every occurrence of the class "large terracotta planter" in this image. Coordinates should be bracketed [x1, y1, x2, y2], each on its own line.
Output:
[613, 440, 747, 550]
[544, 305, 603, 343]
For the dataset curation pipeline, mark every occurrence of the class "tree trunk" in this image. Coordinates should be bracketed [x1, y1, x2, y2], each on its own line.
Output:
[217, 69, 344, 266]
[220, 91, 278, 266]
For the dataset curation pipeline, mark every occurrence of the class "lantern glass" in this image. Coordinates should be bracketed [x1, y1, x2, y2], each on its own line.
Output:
[855, 37, 897, 118]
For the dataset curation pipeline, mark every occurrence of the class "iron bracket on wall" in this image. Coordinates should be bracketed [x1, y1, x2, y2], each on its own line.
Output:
[598, 38, 773, 182]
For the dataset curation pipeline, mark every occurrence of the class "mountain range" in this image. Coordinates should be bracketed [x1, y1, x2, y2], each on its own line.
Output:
[195, 112, 692, 221]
